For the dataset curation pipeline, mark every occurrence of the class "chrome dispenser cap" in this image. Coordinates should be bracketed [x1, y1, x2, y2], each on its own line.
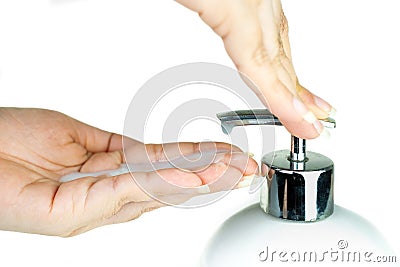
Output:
[217, 109, 336, 222]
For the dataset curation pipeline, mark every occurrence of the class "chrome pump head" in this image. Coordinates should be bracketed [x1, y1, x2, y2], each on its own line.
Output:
[217, 109, 336, 222]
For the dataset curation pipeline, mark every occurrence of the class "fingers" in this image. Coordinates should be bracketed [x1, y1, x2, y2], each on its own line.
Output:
[77, 128, 124, 153]
[257, 0, 282, 63]
[296, 84, 335, 119]
[178, 0, 335, 139]
[70, 117, 131, 153]
[196, 152, 258, 184]
[72, 152, 250, 209]
[124, 141, 241, 164]
[79, 151, 124, 173]
[50, 151, 257, 236]
[70, 152, 257, 211]
[278, 10, 292, 62]
[207, 1, 323, 138]
[228, 2, 326, 139]
[130, 152, 257, 196]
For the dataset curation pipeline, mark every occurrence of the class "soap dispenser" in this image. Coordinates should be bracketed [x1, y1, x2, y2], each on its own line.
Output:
[200, 109, 396, 267]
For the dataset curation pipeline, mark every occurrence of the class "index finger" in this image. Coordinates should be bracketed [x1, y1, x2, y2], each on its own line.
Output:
[123, 140, 241, 165]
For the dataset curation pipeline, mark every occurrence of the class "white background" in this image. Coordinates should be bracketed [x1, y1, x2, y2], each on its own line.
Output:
[0, 0, 399, 266]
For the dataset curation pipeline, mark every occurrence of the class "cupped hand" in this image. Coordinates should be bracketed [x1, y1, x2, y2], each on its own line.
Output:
[0, 108, 257, 236]
[177, 0, 335, 138]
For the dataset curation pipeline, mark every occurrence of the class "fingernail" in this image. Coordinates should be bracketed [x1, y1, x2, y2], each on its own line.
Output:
[314, 95, 336, 118]
[318, 128, 331, 139]
[313, 120, 324, 134]
[248, 152, 255, 158]
[313, 120, 330, 138]
[196, 185, 211, 194]
[293, 97, 318, 124]
[328, 107, 337, 118]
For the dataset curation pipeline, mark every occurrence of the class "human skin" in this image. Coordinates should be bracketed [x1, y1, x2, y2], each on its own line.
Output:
[177, 0, 335, 139]
[0, 0, 333, 237]
[0, 108, 257, 236]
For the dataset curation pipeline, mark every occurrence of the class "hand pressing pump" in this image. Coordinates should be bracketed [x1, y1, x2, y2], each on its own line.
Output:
[200, 109, 396, 267]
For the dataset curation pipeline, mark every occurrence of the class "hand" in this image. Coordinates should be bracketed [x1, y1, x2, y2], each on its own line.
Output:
[0, 108, 257, 236]
[177, 0, 335, 139]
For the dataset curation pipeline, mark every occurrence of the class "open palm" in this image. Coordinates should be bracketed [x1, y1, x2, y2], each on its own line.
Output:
[0, 108, 257, 236]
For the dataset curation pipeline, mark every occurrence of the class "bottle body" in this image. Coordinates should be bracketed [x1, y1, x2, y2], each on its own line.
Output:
[200, 204, 396, 267]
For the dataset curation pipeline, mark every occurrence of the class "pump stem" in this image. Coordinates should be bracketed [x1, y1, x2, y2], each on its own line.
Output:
[290, 136, 306, 162]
